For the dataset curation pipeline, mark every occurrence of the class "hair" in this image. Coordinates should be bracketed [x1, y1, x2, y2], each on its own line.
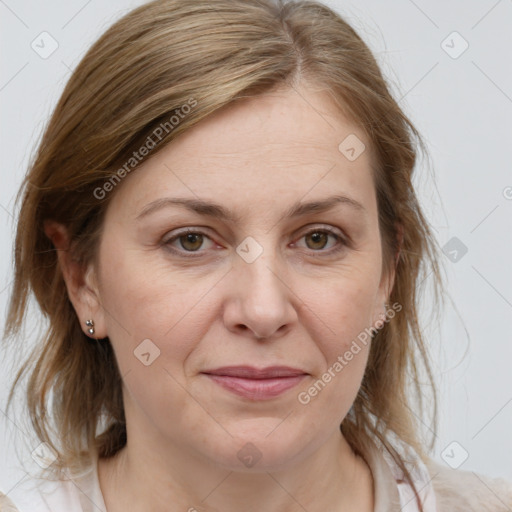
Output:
[3, 0, 445, 506]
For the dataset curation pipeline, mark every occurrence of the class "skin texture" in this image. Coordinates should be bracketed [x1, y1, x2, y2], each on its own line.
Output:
[45, 83, 395, 512]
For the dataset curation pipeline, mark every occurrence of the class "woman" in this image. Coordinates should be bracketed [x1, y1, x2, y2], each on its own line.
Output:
[1, 0, 511, 510]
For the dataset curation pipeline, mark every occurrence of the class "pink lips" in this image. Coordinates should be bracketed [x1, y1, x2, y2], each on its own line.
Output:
[202, 366, 307, 400]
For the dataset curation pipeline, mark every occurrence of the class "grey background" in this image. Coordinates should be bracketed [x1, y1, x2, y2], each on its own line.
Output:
[1, 0, 511, 496]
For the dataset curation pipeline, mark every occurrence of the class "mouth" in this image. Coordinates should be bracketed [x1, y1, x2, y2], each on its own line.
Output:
[201, 366, 308, 400]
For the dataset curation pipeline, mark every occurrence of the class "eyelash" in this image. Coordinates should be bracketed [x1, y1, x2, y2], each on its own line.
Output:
[161, 226, 348, 258]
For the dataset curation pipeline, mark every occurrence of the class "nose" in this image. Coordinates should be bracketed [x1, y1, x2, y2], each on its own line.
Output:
[222, 244, 298, 341]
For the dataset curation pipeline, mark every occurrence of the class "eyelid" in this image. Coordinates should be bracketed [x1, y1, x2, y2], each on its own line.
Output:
[161, 227, 217, 255]
[293, 225, 348, 255]
[161, 224, 349, 257]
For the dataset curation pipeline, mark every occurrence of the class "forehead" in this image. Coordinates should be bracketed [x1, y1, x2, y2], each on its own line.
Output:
[107, 85, 377, 221]
[171, 85, 367, 163]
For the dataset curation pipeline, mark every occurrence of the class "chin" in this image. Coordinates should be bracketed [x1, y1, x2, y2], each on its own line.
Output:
[202, 429, 306, 473]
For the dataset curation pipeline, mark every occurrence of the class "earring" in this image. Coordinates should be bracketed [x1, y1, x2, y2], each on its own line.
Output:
[85, 319, 95, 336]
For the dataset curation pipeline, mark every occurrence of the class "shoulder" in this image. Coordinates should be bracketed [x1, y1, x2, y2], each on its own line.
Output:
[425, 459, 512, 512]
[0, 492, 20, 512]
[0, 472, 83, 512]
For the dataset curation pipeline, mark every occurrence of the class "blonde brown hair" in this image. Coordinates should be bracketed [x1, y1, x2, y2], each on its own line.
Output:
[4, 0, 444, 503]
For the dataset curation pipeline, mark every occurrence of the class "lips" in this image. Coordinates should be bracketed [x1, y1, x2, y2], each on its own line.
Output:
[201, 366, 308, 400]
[202, 365, 307, 378]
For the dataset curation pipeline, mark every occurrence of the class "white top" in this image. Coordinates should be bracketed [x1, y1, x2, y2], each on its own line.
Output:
[0, 437, 437, 512]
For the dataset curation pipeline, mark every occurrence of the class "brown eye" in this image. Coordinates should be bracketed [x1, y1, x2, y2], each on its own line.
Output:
[163, 228, 215, 256]
[304, 231, 330, 250]
[295, 227, 347, 256]
[178, 232, 204, 251]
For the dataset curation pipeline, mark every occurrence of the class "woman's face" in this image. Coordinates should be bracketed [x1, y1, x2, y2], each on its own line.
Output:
[88, 84, 394, 470]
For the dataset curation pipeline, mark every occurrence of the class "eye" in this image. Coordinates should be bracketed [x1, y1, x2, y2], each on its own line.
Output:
[294, 226, 347, 256]
[162, 228, 215, 256]
[162, 225, 347, 258]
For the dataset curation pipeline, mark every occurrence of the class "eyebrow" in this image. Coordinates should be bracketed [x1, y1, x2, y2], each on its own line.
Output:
[135, 194, 366, 223]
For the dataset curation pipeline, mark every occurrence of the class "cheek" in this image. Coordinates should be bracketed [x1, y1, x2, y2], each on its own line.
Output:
[292, 270, 378, 407]
[300, 268, 380, 355]
[97, 244, 214, 430]
[296, 290, 372, 422]
[96, 241, 220, 375]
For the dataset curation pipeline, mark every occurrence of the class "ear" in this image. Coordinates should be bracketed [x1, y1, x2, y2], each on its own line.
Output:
[43, 220, 107, 339]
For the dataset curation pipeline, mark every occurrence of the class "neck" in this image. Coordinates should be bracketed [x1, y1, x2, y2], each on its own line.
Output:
[98, 427, 374, 512]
